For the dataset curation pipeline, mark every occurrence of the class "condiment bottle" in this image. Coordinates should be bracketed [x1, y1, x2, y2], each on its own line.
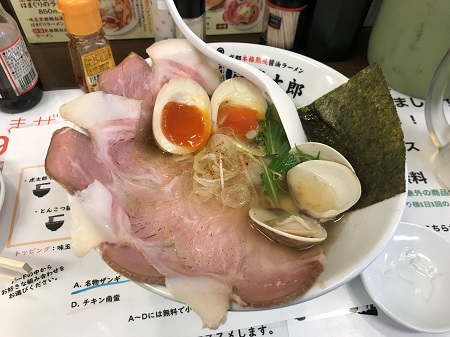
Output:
[0, 4, 42, 113]
[174, 0, 206, 40]
[150, 0, 175, 41]
[57, 0, 116, 93]
[262, 0, 309, 51]
[303, 0, 372, 61]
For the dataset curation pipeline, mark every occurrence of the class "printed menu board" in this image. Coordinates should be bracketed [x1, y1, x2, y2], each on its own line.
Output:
[7, 0, 265, 43]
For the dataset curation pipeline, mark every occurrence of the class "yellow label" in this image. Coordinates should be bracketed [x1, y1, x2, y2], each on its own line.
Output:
[81, 46, 116, 92]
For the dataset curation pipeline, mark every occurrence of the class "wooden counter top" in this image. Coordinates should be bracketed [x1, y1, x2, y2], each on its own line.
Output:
[28, 29, 370, 91]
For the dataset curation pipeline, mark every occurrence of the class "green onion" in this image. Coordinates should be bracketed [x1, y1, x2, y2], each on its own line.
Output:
[257, 109, 319, 206]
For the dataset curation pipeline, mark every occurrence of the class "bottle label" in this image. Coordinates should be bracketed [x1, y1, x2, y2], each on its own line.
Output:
[0, 34, 38, 97]
[268, 12, 282, 29]
[81, 45, 116, 93]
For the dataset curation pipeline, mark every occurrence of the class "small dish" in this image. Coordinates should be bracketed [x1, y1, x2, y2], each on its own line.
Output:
[361, 222, 450, 333]
[0, 171, 5, 213]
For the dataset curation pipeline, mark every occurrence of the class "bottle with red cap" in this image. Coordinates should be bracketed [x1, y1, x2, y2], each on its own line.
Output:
[57, 0, 116, 93]
[0, 3, 42, 113]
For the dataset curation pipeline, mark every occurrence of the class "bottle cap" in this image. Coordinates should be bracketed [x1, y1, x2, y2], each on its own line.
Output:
[56, 0, 102, 36]
[174, 0, 205, 19]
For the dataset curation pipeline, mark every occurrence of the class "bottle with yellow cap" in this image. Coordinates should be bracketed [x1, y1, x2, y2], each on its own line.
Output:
[57, 0, 115, 93]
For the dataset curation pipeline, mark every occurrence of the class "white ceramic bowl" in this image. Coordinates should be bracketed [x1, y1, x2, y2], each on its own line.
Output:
[361, 222, 450, 333]
[141, 42, 407, 308]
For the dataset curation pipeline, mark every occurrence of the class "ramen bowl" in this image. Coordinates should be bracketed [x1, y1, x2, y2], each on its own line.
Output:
[140, 42, 407, 308]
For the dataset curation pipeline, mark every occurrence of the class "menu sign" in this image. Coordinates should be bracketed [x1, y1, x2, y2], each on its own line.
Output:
[8, 0, 152, 42]
[6, 0, 265, 43]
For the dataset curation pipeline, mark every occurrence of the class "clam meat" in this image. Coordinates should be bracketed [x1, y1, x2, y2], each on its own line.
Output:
[249, 208, 327, 249]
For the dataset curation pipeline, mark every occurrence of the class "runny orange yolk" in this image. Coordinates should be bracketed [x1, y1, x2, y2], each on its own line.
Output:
[161, 101, 210, 151]
[217, 103, 260, 139]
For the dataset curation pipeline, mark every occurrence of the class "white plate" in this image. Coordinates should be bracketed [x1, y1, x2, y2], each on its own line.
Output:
[140, 42, 407, 309]
[0, 171, 5, 212]
[361, 222, 450, 333]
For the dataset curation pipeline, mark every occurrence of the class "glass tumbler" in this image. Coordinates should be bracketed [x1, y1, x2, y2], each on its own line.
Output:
[425, 48, 450, 189]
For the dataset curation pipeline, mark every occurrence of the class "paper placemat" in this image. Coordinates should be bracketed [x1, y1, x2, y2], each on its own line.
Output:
[0, 89, 449, 337]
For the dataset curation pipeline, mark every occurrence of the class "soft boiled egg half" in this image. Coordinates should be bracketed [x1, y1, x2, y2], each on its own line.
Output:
[211, 77, 267, 140]
[153, 77, 212, 155]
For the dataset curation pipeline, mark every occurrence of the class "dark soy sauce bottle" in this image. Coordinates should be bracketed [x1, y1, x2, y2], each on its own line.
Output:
[302, 0, 373, 61]
[0, 3, 42, 113]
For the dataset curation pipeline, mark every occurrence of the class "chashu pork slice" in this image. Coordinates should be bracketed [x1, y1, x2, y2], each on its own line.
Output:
[46, 39, 326, 329]
[45, 92, 325, 329]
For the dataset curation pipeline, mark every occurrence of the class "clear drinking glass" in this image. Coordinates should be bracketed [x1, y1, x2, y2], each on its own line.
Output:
[425, 48, 450, 189]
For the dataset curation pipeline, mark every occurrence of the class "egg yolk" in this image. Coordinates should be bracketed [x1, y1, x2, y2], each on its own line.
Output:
[217, 103, 260, 138]
[162, 102, 210, 151]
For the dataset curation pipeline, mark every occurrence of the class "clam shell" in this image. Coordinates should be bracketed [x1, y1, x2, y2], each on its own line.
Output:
[287, 160, 361, 221]
[249, 208, 327, 249]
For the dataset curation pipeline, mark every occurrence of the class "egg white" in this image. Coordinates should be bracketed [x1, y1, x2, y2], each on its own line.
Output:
[152, 77, 212, 154]
[210, 77, 267, 132]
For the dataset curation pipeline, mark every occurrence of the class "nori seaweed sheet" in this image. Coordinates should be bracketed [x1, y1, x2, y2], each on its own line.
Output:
[297, 62, 406, 210]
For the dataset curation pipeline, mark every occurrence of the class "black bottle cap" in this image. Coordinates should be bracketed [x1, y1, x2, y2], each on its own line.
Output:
[267, 0, 308, 9]
[174, 0, 205, 19]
